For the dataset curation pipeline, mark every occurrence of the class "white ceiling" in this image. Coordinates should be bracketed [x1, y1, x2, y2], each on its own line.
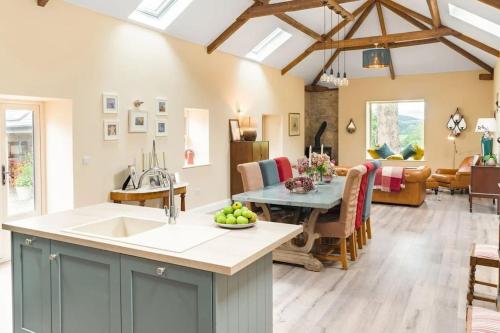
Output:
[65, 0, 500, 84]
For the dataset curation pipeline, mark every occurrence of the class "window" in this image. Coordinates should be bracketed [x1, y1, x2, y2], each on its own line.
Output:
[184, 108, 209, 168]
[246, 28, 292, 62]
[129, 0, 193, 30]
[448, 4, 500, 38]
[367, 101, 425, 158]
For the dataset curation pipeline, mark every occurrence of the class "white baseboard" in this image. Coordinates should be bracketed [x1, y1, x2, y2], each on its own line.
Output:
[188, 199, 231, 214]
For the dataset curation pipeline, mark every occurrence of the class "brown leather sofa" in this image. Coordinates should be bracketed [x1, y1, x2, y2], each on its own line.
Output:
[336, 166, 432, 207]
[429, 156, 475, 194]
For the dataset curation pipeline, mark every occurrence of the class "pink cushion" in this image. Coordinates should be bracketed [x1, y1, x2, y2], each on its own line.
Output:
[474, 244, 499, 260]
[470, 306, 500, 333]
[274, 157, 293, 182]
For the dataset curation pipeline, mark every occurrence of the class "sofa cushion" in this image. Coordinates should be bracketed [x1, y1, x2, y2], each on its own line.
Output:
[401, 144, 416, 160]
[367, 148, 381, 159]
[375, 143, 394, 159]
[432, 173, 454, 184]
[387, 154, 404, 160]
[413, 144, 425, 160]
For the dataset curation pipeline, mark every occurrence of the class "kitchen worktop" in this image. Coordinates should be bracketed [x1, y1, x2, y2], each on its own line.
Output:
[3, 203, 302, 275]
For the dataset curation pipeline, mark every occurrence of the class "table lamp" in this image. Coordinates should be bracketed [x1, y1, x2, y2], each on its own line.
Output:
[475, 118, 496, 157]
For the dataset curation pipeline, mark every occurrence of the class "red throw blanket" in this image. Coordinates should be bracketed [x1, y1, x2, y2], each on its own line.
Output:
[374, 167, 405, 193]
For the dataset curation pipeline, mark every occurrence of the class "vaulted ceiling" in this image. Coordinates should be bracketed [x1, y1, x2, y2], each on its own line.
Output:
[60, 0, 499, 84]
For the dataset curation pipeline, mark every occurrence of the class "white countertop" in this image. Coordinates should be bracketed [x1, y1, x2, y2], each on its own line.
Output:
[2, 203, 302, 275]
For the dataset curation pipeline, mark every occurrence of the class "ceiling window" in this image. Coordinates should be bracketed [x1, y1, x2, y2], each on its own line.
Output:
[448, 4, 500, 38]
[246, 28, 292, 62]
[129, 0, 193, 30]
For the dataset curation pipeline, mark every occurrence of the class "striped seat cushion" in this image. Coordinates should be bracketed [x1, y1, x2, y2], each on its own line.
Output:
[474, 244, 499, 260]
[469, 306, 500, 333]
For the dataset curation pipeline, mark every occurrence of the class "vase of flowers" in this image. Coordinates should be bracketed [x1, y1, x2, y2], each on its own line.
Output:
[310, 153, 334, 184]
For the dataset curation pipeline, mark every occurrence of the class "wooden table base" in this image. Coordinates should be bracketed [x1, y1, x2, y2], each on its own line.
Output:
[110, 186, 187, 211]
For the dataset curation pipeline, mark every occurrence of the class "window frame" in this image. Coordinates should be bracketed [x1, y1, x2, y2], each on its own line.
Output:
[365, 99, 426, 160]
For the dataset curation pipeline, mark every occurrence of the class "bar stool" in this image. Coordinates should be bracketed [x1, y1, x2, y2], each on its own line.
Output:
[467, 243, 499, 305]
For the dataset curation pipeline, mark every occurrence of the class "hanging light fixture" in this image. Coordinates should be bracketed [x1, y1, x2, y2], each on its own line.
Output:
[363, 43, 391, 68]
[320, 4, 329, 84]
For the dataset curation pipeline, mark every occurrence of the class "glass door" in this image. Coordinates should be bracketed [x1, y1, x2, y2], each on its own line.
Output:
[0, 103, 41, 262]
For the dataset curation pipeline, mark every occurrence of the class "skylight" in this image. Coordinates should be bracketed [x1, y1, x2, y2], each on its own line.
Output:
[246, 28, 292, 62]
[448, 3, 500, 38]
[129, 0, 193, 30]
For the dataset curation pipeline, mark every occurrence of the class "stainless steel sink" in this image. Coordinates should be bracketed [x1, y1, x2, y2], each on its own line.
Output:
[66, 217, 164, 238]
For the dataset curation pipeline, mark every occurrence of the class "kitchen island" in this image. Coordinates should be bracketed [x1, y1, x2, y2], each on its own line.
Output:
[3, 203, 302, 333]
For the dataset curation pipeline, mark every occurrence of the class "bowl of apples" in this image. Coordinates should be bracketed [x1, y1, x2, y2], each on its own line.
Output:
[214, 201, 258, 229]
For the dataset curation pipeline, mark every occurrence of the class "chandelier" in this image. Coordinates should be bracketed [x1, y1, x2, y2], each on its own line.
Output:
[320, 5, 349, 87]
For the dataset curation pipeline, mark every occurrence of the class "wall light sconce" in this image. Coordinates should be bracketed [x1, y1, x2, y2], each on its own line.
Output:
[133, 100, 144, 108]
[346, 118, 356, 134]
[446, 108, 466, 137]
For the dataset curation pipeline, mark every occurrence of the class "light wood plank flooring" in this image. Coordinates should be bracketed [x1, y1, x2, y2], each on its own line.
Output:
[0, 194, 497, 333]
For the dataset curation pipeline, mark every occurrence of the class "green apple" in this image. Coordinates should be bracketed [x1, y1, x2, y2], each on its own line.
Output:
[242, 210, 253, 219]
[226, 216, 237, 224]
[223, 206, 234, 215]
[241, 206, 249, 211]
[226, 214, 234, 220]
[250, 212, 257, 223]
[233, 209, 242, 218]
[236, 216, 249, 224]
[232, 201, 243, 210]
[216, 215, 227, 224]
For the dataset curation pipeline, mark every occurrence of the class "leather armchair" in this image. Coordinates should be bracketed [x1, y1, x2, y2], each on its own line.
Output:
[431, 156, 474, 194]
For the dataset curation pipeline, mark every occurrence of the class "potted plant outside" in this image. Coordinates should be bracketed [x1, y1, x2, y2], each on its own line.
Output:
[15, 159, 33, 200]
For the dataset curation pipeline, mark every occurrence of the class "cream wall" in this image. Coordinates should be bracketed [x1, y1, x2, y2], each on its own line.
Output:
[339, 71, 493, 170]
[494, 58, 500, 155]
[0, 0, 304, 209]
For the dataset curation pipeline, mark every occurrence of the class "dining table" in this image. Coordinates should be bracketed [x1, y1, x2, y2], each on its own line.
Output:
[232, 176, 346, 272]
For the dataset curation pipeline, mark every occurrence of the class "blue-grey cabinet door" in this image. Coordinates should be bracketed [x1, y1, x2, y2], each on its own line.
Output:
[121, 255, 213, 333]
[50, 241, 121, 333]
[12, 233, 51, 333]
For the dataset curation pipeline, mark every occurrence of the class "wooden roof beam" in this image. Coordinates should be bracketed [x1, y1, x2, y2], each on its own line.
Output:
[275, 13, 323, 42]
[281, 0, 375, 75]
[381, 1, 494, 74]
[314, 28, 458, 50]
[326, 0, 354, 21]
[242, 0, 358, 19]
[380, 0, 499, 57]
[376, 1, 395, 80]
[478, 0, 500, 10]
[426, 0, 441, 28]
[37, 0, 49, 6]
[312, 2, 375, 85]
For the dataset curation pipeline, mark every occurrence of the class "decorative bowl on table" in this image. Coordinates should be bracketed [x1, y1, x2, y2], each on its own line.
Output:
[285, 177, 315, 194]
[213, 201, 257, 229]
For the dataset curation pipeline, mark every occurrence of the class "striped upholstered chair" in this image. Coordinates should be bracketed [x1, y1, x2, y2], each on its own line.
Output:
[315, 165, 367, 269]
[274, 157, 293, 182]
[467, 243, 499, 306]
[466, 306, 500, 333]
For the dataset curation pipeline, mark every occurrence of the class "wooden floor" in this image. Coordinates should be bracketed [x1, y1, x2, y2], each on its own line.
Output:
[0, 193, 497, 333]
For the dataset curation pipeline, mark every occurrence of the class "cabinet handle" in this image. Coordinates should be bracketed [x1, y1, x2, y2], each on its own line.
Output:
[156, 267, 166, 276]
[49, 254, 58, 261]
[25, 238, 35, 246]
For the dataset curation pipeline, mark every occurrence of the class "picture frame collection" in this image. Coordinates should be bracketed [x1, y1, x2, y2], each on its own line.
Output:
[102, 93, 168, 141]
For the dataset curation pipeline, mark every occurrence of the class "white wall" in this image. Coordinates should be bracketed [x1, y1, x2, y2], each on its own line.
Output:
[0, 0, 305, 209]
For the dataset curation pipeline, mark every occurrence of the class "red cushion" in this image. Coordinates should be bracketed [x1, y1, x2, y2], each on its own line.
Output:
[274, 157, 293, 182]
[355, 162, 375, 229]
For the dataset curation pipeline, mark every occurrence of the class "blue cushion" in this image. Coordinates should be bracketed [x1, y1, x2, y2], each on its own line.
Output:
[362, 160, 381, 221]
[375, 143, 394, 159]
[259, 160, 280, 187]
[401, 144, 416, 160]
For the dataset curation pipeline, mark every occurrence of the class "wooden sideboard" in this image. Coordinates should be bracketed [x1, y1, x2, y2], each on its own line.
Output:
[230, 141, 269, 196]
[469, 166, 500, 214]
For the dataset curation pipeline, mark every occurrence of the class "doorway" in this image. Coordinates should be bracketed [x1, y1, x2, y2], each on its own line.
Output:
[0, 103, 42, 262]
[262, 115, 283, 159]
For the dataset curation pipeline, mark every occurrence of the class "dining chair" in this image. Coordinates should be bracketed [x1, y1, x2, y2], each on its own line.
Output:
[237, 162, 264, 192]
[362, 160, 381, 242]
[274, 157, 293, 182]
[354, 162, 374, 250]
[259, 160, 281, 187]
[315, 165, 367, 269]
[467, 243, 499, 306]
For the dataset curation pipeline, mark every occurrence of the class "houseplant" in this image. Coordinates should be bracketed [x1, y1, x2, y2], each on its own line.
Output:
[15, 158, 33, 200]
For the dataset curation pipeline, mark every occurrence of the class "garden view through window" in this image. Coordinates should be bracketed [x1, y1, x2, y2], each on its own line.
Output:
[367, 100, 425, 159]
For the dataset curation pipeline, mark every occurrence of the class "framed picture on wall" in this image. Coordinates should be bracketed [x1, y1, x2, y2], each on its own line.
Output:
[156, 98, 168, 116]
[229, 119, 241, 141]
[289, 113, 300, 136]
[155, 119, 168, 137]
[102, 93, 119, 114]
[103, 119, 119, 141]
[129, 110, 148, 133]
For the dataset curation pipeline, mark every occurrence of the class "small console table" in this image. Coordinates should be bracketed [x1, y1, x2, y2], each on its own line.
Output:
[110, 182, 188, 211]
[469, 166, 500, 214]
